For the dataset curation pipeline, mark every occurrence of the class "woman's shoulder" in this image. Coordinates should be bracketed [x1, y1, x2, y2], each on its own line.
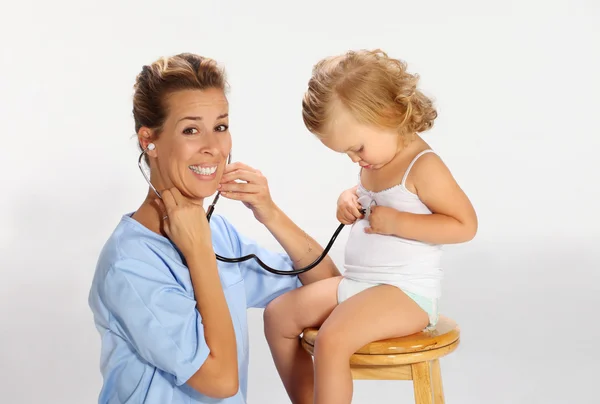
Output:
[92, 214, 181, 282]
[94, 213, 240, 278]
[104, 213, 175, 256]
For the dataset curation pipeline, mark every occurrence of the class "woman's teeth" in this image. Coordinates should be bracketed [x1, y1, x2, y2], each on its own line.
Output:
[189, 165, 217, 175]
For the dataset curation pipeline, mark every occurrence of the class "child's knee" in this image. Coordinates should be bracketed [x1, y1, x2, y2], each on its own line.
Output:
[313, 326, 350, 359]
[263, 295, 284, 329]
[264, 294, 301, 339]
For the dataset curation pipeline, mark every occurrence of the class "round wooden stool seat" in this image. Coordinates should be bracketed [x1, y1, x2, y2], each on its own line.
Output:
[302, 315, 459, 363]
[300, 315, 460, 404]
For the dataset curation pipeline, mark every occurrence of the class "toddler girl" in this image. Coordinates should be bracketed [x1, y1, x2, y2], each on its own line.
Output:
[264, 49, 478, 404]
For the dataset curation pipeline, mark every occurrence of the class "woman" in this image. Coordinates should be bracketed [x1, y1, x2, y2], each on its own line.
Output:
[88, 53, 339, 403]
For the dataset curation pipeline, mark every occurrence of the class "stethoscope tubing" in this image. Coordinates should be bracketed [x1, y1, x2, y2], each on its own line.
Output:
[138, 145, 354, 275]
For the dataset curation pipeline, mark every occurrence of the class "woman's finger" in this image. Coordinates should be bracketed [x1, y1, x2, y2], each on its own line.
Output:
[220, 191, 256, 203]
[161, 190, 177, 213]
[219, 182, 262, 194]
[220, 169, 263, 184]
[153, 198, 168, 219]
[220, 169, 264, 185]
[223, 162, 258, 175]
[169, 187, 186, 206]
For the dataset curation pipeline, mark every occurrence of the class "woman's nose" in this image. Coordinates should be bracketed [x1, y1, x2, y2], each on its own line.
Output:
[200, 134, 222, 155]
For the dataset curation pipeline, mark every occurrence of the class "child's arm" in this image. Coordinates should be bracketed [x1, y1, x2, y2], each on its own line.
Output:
[365, 153, 477, 244]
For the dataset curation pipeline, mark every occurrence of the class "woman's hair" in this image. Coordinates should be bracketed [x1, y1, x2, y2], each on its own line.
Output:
[133, 53, 227, 140]
[302, 49, 437, 141]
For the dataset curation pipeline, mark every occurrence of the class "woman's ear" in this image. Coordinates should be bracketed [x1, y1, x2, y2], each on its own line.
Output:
[138, 128, 157, 157]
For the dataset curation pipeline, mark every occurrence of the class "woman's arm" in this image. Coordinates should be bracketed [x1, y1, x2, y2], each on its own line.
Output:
[102, 252, 238, 398]
[260, 205, 341, 285]
[185, 245, 239, 397]
[158, 189, 238, 397]
[219, 163, 340, 285]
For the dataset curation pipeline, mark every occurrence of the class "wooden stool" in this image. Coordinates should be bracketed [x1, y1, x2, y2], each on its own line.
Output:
[301, 316, 460, 404]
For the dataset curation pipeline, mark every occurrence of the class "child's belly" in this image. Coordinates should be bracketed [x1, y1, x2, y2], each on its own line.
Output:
[343, 218, 442, 275]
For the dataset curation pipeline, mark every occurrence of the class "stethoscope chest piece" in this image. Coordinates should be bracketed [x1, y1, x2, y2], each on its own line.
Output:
[363, 199, 377, 219]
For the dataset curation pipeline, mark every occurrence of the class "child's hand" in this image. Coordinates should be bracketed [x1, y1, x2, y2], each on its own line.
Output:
[364, 206, 400, 236]
[336, 186, 363, 225]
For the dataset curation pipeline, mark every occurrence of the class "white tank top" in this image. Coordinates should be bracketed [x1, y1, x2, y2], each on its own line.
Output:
[344, 149, 443, 298]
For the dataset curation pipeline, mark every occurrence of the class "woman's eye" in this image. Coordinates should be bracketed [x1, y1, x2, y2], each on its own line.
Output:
[215, 124, 229, 132]
[183, 127, 199, 135]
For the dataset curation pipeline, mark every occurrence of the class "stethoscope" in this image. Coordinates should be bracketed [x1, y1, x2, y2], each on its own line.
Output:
[138, 143, 360, 275]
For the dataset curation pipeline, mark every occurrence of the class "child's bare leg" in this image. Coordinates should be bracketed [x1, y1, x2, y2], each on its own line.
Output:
[313, 285, 430, 404]
[264, 275, 342, 404]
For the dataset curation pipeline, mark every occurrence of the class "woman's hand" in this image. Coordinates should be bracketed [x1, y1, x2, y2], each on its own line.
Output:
[218, 162, 278, 225]
[336, 186, 363, 225]
[154, 188, 212, 257]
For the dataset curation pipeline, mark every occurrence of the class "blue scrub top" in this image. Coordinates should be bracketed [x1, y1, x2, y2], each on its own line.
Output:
[88, 213, 301, 403]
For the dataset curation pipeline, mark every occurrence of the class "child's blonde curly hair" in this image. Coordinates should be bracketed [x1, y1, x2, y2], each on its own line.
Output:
[302, 49, 437, 142]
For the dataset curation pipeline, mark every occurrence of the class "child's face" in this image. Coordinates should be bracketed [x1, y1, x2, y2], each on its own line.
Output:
[319, 104, 401, 170]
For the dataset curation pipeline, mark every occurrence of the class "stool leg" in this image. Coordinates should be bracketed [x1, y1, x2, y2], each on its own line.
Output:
[431, 359, 444, 404]
[411, 362, 433, 404]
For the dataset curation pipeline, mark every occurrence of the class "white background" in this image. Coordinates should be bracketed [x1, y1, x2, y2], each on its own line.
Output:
[1, 1, 599, 403]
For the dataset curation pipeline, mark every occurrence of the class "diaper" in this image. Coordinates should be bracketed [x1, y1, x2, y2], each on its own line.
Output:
[337, 277, 439, 327]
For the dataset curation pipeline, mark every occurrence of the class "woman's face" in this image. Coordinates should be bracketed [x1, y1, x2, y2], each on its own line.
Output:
[141, 88, 232, 201]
